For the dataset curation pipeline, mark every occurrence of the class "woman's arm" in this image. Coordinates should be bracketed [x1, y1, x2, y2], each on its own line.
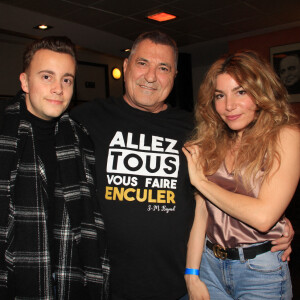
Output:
[185, 194, 210, 300]
[183, 127, 300, 232]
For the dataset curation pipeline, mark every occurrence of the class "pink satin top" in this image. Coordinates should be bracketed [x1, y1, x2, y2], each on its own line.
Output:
[206, 162, 285, 248]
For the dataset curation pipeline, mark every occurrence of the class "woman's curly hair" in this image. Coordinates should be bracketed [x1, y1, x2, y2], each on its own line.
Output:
[189, 50, 299, 189]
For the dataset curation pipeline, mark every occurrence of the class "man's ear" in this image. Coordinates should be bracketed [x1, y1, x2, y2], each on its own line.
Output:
[19, 73, 29, 93]
[123, 58, 128, 74]
[175, 70, 178, 79]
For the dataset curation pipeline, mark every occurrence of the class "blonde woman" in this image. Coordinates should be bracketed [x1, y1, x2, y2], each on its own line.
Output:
[183, 50, 300, 300]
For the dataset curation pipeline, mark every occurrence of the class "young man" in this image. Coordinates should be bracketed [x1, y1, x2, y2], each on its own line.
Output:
[0, 36, 109, 299]
[71, 31, 294, 300]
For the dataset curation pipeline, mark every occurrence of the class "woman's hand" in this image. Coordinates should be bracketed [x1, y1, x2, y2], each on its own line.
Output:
[182, 145, 207, 188]
[185, 274, 210, 300]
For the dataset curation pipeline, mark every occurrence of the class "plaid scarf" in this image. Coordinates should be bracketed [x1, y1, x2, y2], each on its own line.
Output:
[0, 92, 109, 299]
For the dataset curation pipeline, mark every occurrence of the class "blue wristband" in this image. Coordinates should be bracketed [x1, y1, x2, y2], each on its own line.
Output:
[185, 268, 200, 275]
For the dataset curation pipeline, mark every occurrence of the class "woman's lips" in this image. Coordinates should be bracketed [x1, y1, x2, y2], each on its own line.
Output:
[226, 114, 241, 121]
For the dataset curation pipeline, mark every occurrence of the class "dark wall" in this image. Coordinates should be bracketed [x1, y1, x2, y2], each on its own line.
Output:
[167, 53, 194, 112]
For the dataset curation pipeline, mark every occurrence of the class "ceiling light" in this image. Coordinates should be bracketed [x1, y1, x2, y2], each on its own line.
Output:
[33, 24, 53, 30]
[147, 12, 176, 22]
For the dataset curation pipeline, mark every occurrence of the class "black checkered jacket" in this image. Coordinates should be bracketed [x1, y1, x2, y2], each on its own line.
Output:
[0, 92, 109, 299]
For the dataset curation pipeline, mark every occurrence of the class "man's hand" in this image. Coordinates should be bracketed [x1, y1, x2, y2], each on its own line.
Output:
[271, 217, 294, 261]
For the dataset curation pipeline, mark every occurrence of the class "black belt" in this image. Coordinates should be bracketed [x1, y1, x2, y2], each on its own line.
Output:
[206, 240, 272, 260]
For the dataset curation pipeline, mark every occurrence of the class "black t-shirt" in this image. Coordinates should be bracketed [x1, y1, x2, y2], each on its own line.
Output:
[71, 97, 195, 300]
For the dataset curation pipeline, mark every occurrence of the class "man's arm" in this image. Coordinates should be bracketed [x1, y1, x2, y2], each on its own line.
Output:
[271, 217, 294, 261]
